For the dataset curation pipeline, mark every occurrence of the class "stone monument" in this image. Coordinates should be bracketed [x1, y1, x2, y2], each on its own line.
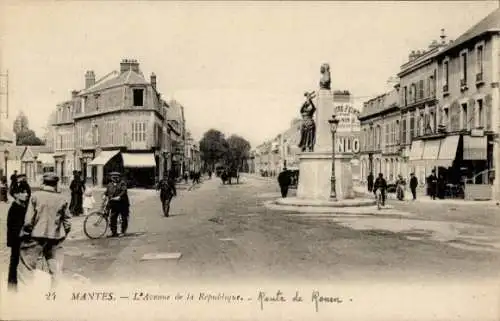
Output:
[272, 63, 373, 208]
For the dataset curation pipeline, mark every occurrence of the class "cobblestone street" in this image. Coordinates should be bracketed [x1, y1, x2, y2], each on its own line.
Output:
[1, 174, 497, 287]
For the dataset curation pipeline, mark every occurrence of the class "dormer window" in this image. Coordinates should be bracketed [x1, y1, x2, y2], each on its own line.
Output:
[133, 89, 144, 107]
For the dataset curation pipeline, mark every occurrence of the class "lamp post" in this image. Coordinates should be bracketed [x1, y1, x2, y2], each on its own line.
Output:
[328, 115, 340, 200]
[4, 149, 9, 178]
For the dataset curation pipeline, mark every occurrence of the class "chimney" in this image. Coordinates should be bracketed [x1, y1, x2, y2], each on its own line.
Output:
[85, 71, 95, 89]
[440, 28, 447, 45]
[150, 72, 157, 90]
[71, 90, 79, 98]
[120, 58, 140, 73]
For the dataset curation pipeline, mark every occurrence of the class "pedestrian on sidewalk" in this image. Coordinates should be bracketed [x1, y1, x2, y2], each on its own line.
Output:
[367, 172, 374, 192]
[427, 170, 438, 200]
[17, 190, 71, 291]
[6, 173, 31, 292]
[158, 171, 177, 217]
[409, 173, 418, 201]
[82, 186, 96, 216]
[278, 168, 292, 198]
[9, 170, 18, 198]
[0, 176, 9, 202]
[69, 170, 85, 217]
[373, 173, 387, 206]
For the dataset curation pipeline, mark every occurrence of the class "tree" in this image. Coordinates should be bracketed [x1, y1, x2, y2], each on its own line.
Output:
[13, 111, 45, 146]
[13, 111, 29, 135]
[199, 129, 228, 170]
[226, 135, 251, 171]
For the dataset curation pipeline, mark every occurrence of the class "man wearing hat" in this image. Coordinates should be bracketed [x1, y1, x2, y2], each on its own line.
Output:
[6, 173, 31, 291]
[103, 172, 130, 237]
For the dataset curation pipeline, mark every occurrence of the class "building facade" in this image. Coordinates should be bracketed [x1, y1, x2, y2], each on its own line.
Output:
[52, 59, 171, 187]
[359, 89, 401, 184]
[434, 9, 500, 199]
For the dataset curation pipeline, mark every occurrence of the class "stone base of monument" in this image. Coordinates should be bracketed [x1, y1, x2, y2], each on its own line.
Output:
[269, 152, 376, 212]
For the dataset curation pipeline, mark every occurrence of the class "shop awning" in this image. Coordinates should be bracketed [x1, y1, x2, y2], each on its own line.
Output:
[422, 139, 441, 160]
[437, 135, 459, 161]
[89, 150, 120, 166]
[463, 136, 487, 160]
[37, 153, 55, 165]
[122, 153, 156, 168]
[409, 140, 425, 161]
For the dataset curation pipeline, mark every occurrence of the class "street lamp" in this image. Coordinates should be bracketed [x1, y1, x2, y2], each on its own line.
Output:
[328, 115, 340, 200]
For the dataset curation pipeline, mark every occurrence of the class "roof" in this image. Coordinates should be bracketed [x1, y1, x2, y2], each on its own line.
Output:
[440, 8, 500, 56]
[166, 100, 184, 122]
[79, 69, 149, 95]
[359, 90, 399, 120]
[2, 146, 28, 160]
[22, 146, 52, 160]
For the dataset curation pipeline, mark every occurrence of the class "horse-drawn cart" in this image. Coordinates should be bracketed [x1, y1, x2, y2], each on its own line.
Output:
[42, 172, 60, 192]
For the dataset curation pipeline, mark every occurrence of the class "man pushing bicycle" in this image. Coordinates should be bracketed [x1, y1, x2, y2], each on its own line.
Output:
[373, 173, 388, 207]
[103, 172, 130, 237]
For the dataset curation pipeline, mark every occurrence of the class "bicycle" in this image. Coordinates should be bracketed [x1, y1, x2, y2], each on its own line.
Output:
[375, 188, 383, 210]
[83, 199, 122, 239]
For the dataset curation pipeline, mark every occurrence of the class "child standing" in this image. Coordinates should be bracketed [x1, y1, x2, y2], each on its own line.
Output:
[82, 187, 95, 216]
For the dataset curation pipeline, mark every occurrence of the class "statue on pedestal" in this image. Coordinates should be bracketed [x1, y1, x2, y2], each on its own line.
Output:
[319, 63, 331, 90]
[298, 91, 317, 152]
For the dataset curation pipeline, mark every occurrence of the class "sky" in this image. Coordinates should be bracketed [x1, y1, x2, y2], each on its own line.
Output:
[0, 1, 498, 148]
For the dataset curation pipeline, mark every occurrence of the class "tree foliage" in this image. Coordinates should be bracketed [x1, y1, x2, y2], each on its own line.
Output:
[13, 111, 45, 146]
[199, 129, 251, 171]
[199, 129, 228, 169]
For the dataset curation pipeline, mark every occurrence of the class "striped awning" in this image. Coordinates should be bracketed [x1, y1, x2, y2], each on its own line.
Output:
[89, 150, 120, 166]
[122, 153, 156, 168]
[409, 140, 425, 161]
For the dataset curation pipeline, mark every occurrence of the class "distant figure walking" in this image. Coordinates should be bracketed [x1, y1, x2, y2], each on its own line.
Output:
[69, 170, 85, 216]
[427, 170, 438, 200]
[0, 176, 8, 202]
[82, 187, 96, 216]
[367, 172, 374, 192]
[409, 173, 418, 201]
[278, 168, 292, 198]
[158, 171, 177, 217]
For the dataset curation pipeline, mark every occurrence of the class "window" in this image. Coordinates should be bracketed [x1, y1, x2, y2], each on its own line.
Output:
[443, 108, 449, 129]
[477, 99, 484, 127]
[443, 61, 449, 87]
[132, 121, 146, 142]
[401, 118, 407, 145]
[461, 52, 468, 83]
[385, 124, 390, 147]
[461, 103, 468, 130]
[395, 120, 399, 143]
[476, 46, 483, 75]
[403, 86, 407, 106]
[133, 89, 144, 106]
[429, 111, 435, 132]
[410, 114, 415, 139]
[418, 80, 424, 100]
[377, 125, 381, 149]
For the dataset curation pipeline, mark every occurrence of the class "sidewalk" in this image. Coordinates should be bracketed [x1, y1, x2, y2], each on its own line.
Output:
[353, 185, 498, 206]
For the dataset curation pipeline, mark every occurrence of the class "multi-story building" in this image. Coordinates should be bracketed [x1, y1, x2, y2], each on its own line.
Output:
[53, 59, 169, 187]
[359, 89, 401, 183]
[53, 91, 78, 184]
[166, 99, 185, 177]
[280, 118, 302, 170]
[434, 8, 500, 199]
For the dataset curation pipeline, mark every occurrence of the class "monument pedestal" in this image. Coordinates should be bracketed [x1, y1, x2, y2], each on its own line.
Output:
[296, 152, 354, 201]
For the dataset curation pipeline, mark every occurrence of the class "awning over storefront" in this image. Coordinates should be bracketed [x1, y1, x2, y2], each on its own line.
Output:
[37, 153, 55, 165]
[409, 140, 425, 161]
[122, 153, 156, 168]
[437, 135, 459, 161]
[422, 139, 441, 160]
[463, 136, 487, 160]
[89, 150, 120, 166]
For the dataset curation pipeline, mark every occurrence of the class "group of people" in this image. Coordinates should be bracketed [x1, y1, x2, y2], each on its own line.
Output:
[366, 171, 427, 204]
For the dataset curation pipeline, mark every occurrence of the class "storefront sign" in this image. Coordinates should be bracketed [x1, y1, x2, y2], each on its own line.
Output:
[334, 103, 361, 132]
[336, 136, 360, 154]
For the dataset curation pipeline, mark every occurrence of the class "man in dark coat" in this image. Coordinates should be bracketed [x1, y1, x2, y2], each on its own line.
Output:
[409, 173, 418, 201]
[367, 172, 374, 192]
[9, 170, 18, 198]
[373, 173, 388, 206]
[428, 170, 438, 200]
[158, 171, 177, 217]
[6, 173, 31, 291]
[69, 170, 85, 216]
[104, 172, 129, 237]
[278, 168, 292, 198]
